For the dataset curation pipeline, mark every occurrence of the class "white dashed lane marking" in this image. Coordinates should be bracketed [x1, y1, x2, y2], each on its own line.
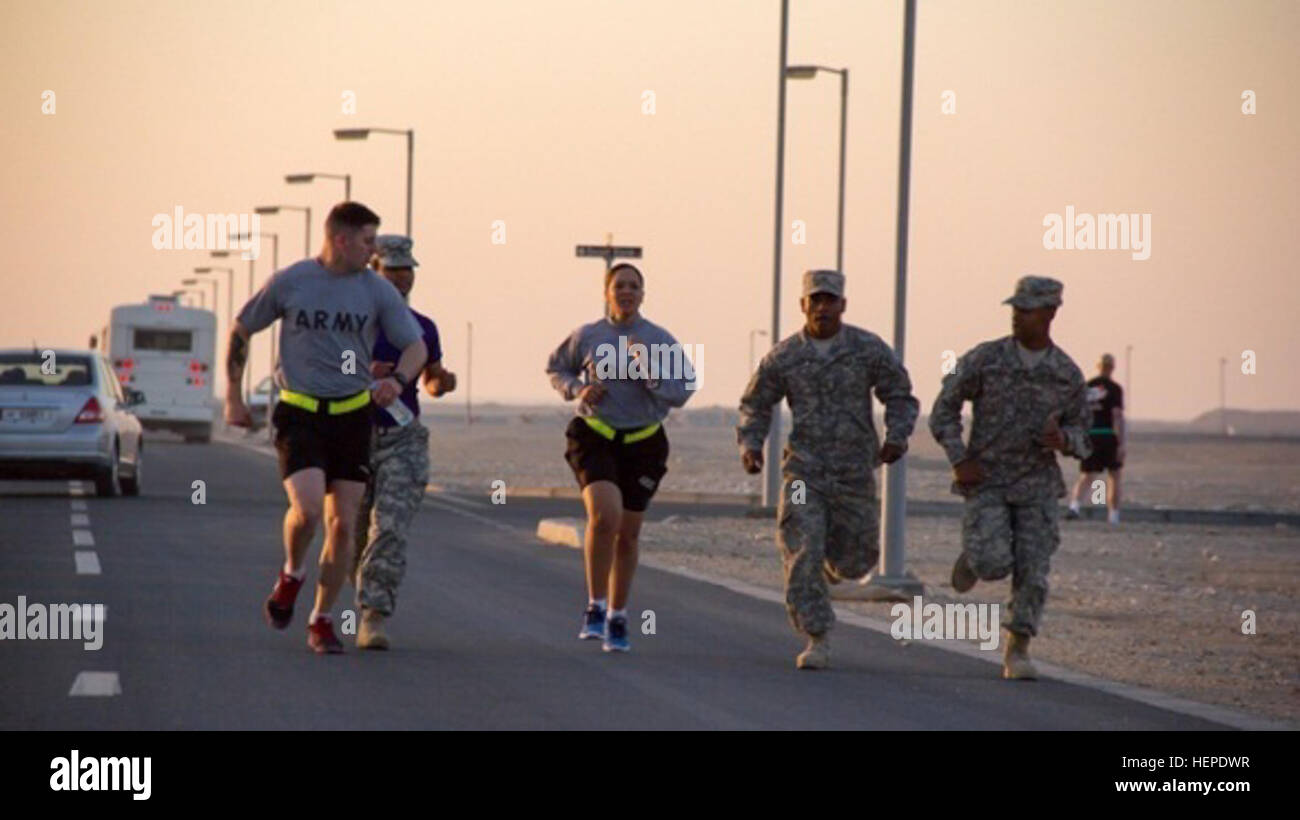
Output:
[74, 551, 101, 575]
[71, 523, 93, 540]
[70, 499, 87, 512]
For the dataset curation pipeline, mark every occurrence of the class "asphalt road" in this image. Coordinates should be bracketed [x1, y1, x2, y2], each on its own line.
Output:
[0, 436, 1234, 730]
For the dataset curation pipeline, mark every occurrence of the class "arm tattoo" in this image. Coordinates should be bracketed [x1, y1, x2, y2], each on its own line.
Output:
[227, 332, 248, 382]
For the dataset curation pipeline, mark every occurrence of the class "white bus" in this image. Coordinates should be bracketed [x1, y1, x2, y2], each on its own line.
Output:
[106, 295, 217, 443]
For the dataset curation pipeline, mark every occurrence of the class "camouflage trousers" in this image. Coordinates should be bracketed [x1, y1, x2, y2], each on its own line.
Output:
[777, 472, 880, 637]
[960, 489, 1060, 636]
[353, 421, 429, 616]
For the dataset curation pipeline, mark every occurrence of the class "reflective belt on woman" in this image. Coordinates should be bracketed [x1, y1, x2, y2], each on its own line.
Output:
[278, 388, 370, 415]
[582, 416, 660, 444]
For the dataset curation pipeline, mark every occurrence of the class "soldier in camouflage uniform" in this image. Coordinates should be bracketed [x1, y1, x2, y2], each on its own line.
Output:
[738, 270, 919, 670]
[929, 275, 1091, 680]
[353, 235, 457, 649]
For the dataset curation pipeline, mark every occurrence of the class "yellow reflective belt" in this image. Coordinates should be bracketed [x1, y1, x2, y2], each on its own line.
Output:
[623, 422, 661, 443]
[279, 388, 370, 415]
[582, 416, 659, 443]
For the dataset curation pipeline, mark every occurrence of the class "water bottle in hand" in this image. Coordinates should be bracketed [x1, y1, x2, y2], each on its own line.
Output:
[371, 381, 414, 426]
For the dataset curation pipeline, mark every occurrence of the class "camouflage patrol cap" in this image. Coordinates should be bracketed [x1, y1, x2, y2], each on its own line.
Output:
[1003, 275, 1063, 309]
[802, 269, 844, 298]
[373, 234, 418, 268]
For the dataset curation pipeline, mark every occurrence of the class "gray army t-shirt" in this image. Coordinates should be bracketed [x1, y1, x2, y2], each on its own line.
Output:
[237, 258, 421, 397]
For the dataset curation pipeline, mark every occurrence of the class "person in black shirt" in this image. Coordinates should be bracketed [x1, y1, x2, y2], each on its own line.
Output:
[1067, 353, 1125, 523]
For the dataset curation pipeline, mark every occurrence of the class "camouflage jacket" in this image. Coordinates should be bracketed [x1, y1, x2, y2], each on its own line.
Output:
[737, 325, 919, 480]
[929, 335, 1092, 501]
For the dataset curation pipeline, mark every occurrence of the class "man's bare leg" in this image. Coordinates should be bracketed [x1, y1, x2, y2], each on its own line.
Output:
[581, 481, 622, 603]
[311, 479, 365, 620]
[609, 509, 645, 611]
[1068, 471, 1098, 516]
[283, 469, 326, 574]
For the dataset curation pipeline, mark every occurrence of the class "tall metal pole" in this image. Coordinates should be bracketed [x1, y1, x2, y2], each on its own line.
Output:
[466, 321, 473, 427]
[836, 69, 848, 273]
[303, 207, 311, 258]
[855, 0, 923, 601]
[345, 174, 352, 201]
[1219, 356, 1227, 435]
[763, 0, 790, 509]
[245, 258, 254, 404]
[405, 130, 414, 236]
[1125, 344, 1132, 416]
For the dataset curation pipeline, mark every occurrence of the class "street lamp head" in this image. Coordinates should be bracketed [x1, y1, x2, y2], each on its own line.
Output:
[210, 250, 233, 258]
[785, 65, 820, 79]
[333, 128, 371, 140]
[194, 267, 213, 274]
[181, 278, 200, 285]
[285, 174, 315, 183]
[254, 206, 280, 215]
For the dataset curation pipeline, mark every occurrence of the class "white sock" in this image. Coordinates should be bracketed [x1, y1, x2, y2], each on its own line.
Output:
[609, 608, 627, 621]
[284, 562, 306, 580]
[1068, 500, 1080, 513]
[589, 598, 607, 611]
[1108, 510, 1120, 525]
[309, 610, 330, 625]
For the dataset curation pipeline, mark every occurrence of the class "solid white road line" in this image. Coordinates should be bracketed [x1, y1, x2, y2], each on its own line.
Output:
[69, 672, 121, 697]
[74, 551, 101, 575]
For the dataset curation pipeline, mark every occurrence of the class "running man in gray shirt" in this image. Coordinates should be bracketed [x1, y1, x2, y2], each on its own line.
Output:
[224, 202, 427, 654]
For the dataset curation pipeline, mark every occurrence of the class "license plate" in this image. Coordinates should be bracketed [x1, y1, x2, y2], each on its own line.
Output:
[1, 407, 56, 424]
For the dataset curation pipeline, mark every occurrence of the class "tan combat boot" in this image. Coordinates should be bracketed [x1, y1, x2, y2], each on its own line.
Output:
[357, 608, 390, 650]
[1001, 631, 1039, 680]
[796, 633, 830, 670]
[951, 552, 977, 592]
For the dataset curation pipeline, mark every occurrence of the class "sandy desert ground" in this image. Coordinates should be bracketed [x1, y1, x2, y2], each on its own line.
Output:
[425, 414, 1299, 724]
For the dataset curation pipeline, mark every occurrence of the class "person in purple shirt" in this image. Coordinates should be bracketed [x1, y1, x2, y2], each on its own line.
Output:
[352, 235, 456, 650]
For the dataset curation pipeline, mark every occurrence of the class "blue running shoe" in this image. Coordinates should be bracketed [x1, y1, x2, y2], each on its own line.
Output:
[578, 604, 606, 640]
[603, 613, 630, 653]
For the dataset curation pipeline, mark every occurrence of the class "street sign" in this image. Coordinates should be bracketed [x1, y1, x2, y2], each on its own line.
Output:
[575, 245, 642, 259]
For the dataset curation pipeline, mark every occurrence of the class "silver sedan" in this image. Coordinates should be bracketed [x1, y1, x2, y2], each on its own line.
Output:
[0, 348, 145, 496]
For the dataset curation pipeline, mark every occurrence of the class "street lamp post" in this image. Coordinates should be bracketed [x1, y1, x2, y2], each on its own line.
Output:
[211, 250, 255, 402]
[285, 172, 352, 201]
[855, 0, 923, 602]
[233, 231, 279, 392]
[255, 205, 311, 258]
[785, 64, 849, 272]
[763, 0, 790, 510]
[1219, 356, 1228, 435]
[1125, 344, 1133, 417]
[194, 266, 234, 395]
[175, 286, 204, 309]
[182, 277, 216, 311]
[334, 128, 413, 236]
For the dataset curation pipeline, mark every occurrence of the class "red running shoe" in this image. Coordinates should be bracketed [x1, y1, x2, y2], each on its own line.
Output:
[264, 571, 303, 630]
[306, 617, 344, 654]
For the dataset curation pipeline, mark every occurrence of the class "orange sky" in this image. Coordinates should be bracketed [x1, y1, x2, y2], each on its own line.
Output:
[2, 0, 1297, 419]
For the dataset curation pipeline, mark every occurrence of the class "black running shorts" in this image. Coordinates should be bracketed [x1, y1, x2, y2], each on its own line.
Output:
[272, 400, 373, 484]
[563, 417, 669, 513]
[1080, 433, 1122, 472]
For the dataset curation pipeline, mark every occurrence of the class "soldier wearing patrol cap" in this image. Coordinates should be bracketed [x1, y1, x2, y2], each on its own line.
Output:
[351, 234, 456, 650]
[929, 275, 1092, 679]
[738, 269, 919, 670]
